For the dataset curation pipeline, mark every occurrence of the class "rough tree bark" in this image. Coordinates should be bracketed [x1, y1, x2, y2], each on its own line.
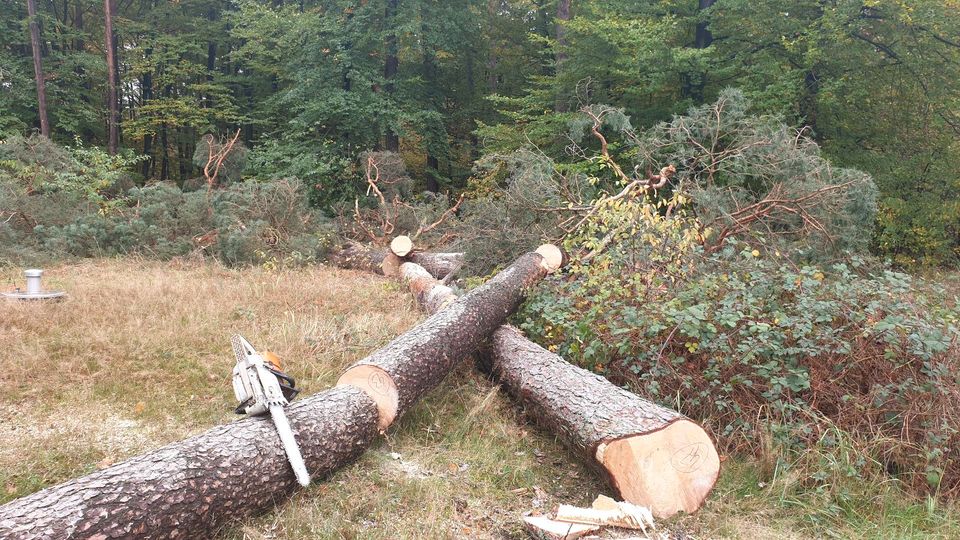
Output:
[483, 326, 720, 518]
[397, 260, 719, 518]
[26, 0, 50, 137]
[554, 0, 571, 112]
[329, 241, 465, 280]
[337, 248, 560, 430]
[383, 0, 400, 152]
[0, 387, 378, 540]
[104, 0, 118, 155]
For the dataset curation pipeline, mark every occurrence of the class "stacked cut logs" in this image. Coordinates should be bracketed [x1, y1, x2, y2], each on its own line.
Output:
[393, 242, 720, 518]
[329, 237, 464, 280]
[0, 247, 560, 540]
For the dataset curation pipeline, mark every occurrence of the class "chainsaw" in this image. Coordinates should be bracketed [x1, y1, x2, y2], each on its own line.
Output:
[230, 334, 311, 487]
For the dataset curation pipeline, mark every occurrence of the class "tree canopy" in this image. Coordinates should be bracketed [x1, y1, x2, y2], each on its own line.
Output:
[1, 0, 958, 264]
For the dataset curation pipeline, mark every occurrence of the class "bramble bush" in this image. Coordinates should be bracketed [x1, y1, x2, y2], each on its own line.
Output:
[519, 200, 960, 498]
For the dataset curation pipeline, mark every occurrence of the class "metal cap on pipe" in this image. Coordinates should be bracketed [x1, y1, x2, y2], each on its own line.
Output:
[2, 268, 66, 301]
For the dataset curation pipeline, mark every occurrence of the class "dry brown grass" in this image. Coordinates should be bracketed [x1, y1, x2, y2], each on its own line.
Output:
[0, 259, 604, 538]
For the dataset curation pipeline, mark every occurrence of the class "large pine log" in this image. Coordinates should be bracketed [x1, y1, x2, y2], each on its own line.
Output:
[485, 327, 720, 518]
[0, 387, 378, 540]
[397, 260, 719, 518]
[337, 247, 561, 430]
[329, 241, 464, 280]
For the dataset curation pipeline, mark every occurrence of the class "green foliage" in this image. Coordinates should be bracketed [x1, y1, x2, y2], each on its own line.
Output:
[629, 90, 878, 257]
[0, 134, 144, 207]
[520, 203, 960, 497]
[35, 178, 334, 266]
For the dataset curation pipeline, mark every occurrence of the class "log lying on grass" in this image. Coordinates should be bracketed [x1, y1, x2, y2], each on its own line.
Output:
[336, 245, 562, 430]
[0, 387, 379, 540]
[0, 248, 558, 539]
[397, 259, 720, 518]
[485, 327, 720, 518]
[329, 240, 465, 280]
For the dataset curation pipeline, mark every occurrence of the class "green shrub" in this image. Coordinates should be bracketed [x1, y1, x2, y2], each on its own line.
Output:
[519, 203, 960, 498]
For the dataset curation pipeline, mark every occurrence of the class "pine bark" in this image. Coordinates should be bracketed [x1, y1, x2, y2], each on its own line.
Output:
[330, 242, 464, 280]
[0, 387, 378, 540]
[26, 0, 50, 137]
[104, 0, 118, 155]
[338, 251, 552, 425]
[481, 326, 719, 517]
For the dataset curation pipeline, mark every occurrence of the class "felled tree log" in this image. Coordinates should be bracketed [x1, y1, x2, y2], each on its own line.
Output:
[484, 326, 720, 518]
[0, 387, 378, 540]
[337, 246, 561, 430]
[396, 258, 719, 518]
[400, 262, 458, 313]
[329, 241, 464, 280]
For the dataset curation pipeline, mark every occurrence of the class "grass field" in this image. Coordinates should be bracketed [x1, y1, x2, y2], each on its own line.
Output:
[1, 259, 958, 539]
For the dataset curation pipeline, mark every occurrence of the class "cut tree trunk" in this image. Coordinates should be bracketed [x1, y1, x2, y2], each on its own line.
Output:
[396, 259, 719, 518]
[330, 241, 465, 280]
[483, 326, 719, 518]
[337, 247, 561, 430]
[0, 387, 378, 540]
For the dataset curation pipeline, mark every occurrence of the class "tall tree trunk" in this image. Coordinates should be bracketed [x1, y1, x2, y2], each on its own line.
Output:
[554, 0, 571, 112]
[694, 0, 715, 49]
[205, 6, 217, 109]
[383, 0, 400, 152]
[141, 48, 154, 179]
[26, 0, 51, 137]
[682, 0, 715, 102]
[800, 68, 820, 139]
[160, 84, 171, 181]
[104, 0, 118, 154]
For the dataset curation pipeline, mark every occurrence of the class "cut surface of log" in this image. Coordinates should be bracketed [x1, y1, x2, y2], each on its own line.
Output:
[335, 364, 400, 430]
[381, 252, 403, 277]
[337, 248, 557, 428]
[484, 325, 719, 518]
[0, 386, 378, 540]
[535, 244, 564, 272]
[390, 235, 413, 257]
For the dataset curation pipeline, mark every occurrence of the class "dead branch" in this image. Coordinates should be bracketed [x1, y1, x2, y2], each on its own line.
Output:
[203, 129, 241, 192]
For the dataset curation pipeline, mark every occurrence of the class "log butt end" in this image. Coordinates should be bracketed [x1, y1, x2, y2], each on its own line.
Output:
[535, 244, 563, 273]
[381, 253, 403, 277]
[597, 419, 720, 518]
[336, 365, 399, 431]
[390, 235, 414, 257]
